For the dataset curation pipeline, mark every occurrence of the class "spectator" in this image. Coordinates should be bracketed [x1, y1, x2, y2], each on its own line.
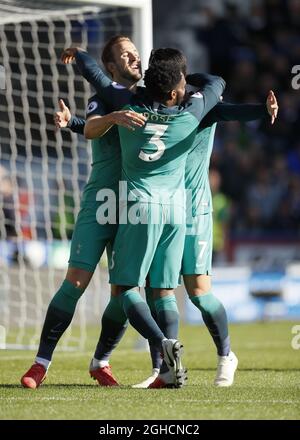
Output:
[210, 169, 230, 263]
[191, 0, 300, 239]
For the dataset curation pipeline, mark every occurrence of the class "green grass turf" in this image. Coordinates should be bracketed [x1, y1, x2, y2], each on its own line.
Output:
[0, 321, 299, 420]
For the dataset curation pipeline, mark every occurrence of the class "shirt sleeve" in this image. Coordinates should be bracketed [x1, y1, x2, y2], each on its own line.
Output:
[186, 74, 226, 122]
[186, 73, 215, 89]
[200, 102, 269, 127]
[67, 116, 85, 135]
[85, 94, 107, 119]
[75, 50, 134, 110]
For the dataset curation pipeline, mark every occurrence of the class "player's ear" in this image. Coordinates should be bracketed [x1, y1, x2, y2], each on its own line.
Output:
[170, 89, 177, 100]
[106, 61, 115, 77]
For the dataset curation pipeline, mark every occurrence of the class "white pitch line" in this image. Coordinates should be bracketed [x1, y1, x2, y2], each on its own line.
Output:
[0, 397, 298, 405]
[0, 352, 90, 361]
[235, 342, 290, 348]
[175, 399, 299, 405]
[0, 349, 136, 361]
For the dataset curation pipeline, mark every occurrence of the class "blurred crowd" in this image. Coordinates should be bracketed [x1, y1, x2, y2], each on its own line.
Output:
[199, 0, 300, 238]
[1, 0, 299, 252]
[153, 0, 300, 242]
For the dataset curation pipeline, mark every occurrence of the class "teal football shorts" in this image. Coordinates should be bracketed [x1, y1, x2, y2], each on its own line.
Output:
[109, 202, 186, 288]
[68, 202, 117, 272]
[181, 212, 213, 275]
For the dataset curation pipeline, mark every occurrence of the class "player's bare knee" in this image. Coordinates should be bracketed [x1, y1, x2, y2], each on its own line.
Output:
[184, 274, 211, 298]
[188, 287, 209, 298]
[66, 268, 93, 290]
[153, 288, 174, 299]
[115, 285, 139, 295]
[110, 284, 119, 296]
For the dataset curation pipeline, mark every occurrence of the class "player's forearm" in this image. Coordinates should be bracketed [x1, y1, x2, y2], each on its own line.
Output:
[215, 103, 268, 122]
[67, 116, 85, 135]
[84, 115, 115, 139]
[75, 50, 112, 101]
[202, 102, 268, 126]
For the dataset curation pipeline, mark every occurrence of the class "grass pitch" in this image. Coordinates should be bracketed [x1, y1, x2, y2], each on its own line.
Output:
[0, 321, 299, 420]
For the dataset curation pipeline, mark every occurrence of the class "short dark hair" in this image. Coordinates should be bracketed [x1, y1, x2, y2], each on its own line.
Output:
[144, 58, 183, 102]
[101, 35, 131, 68]
[148, 48, 187, 76]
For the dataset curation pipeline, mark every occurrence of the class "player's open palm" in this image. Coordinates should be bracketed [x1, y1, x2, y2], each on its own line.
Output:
[266, 90, 279, 124]
[54, 99, 71, 129]
[61, 47, 84, 64]
[111, 110, 147, 130]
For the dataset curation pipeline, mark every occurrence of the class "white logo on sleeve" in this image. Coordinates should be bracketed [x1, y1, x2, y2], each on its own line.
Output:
[86, 101, 98, 113]
[112, 81, 126, 90]
[191, 91, 203, 99]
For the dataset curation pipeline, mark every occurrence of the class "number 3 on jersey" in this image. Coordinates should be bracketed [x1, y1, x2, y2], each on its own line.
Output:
[139, 123, 168, 162]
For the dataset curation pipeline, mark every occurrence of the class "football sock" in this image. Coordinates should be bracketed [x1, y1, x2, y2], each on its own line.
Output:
[36, 279, 84, 361]
[145, 286, 156, 315]
[93, 295, 129, 362]
[191, 292, 230, 356]
[91, 359, 109, 369]
[154, 295, 179, 339]
[145, 287, 162, 370]
[35, 357, 51, 370]
[153, 295, 180, 375]
[50, 279, 85, 314]
[119, 289, 165, 350]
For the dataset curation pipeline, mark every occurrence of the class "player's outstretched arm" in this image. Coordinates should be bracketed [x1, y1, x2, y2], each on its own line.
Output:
[201, 90, 279, 127]
[61, 47, 132, 110]
[61, 47, 111, 89]
[54, 99, 85, 135]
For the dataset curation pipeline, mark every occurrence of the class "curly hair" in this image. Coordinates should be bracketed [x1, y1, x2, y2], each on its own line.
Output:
[148, 48, 187, 76]
[144, 59, 183, 102]
[144, 48, 185, 102]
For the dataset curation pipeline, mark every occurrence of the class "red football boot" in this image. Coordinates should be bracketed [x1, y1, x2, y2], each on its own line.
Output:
[21, 363, 47, 389]
[89, 364, 119, 386]
[148, 376, 168, 388]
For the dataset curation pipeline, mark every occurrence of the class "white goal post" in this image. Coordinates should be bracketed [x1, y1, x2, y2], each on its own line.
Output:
[0, 0, 153, 351]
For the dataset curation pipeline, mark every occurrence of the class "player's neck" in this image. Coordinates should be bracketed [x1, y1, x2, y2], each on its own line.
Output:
[113, 75, 137, 92]
[160, 97, 177, 107]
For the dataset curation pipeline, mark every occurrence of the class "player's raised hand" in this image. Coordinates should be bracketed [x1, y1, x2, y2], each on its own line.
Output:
[111, 110, 147, 130]
[266, 90, 278, 125]
[54, 99, 71, 129]
[61, 47, 84, 64]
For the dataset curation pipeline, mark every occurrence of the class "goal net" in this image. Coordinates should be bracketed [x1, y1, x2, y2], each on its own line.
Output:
[0, 0, 152, 351]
